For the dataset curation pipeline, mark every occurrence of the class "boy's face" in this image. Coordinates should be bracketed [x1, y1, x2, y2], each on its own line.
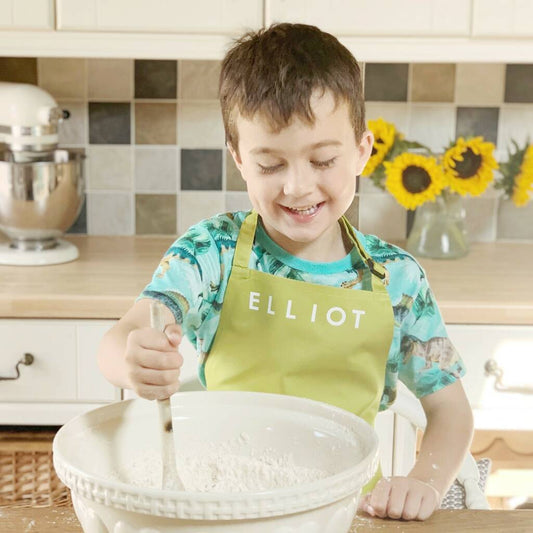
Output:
[229, 90, 372, 261]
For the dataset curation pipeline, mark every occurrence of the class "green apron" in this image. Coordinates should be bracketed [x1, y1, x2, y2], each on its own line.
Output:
[205, 211, 394, 491]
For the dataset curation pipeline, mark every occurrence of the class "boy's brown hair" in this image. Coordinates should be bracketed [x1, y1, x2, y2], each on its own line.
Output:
[219, 23, 366, 153]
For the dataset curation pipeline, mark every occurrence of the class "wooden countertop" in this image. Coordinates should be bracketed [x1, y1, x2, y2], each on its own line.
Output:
[1, 506, 533, 532]
[0, 236, 531, 324]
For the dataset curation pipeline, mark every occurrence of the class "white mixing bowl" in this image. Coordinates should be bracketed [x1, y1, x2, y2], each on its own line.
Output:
[53, 391, 378, 533]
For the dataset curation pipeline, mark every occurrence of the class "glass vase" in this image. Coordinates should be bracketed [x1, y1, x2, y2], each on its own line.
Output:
[406, 192, 469, 259]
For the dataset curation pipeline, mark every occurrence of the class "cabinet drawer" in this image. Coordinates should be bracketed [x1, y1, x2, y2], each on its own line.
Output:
[0, 319, 117, 403]
[447, 325, 533, 420]
[0, 320, 77, 401]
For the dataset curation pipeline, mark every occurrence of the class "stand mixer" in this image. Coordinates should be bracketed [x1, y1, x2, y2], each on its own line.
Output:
[0, 82, 85, 265]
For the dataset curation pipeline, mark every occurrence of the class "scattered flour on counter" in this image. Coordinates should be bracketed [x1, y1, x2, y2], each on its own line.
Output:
[109, 432, 329, 492]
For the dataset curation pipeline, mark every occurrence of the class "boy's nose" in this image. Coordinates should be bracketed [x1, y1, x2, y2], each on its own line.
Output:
[282, 164, 315, 198]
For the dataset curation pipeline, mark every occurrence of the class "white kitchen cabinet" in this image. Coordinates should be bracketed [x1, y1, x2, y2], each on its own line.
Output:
[472, 0, 533, 37]
[0, 319, 120, 425]
[56, 0, 263, 33]
[265, 0, 471, 36]
[389, 324, 533, 477]
[0, 0, 54, 29]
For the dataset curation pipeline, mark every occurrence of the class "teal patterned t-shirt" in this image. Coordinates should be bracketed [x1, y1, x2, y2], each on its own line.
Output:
[139, 211, 465, 411]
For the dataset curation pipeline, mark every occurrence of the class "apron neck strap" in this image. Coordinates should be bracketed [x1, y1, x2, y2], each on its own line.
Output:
[235, 211, 388, 292]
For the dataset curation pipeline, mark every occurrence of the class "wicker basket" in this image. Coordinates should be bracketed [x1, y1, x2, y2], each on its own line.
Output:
[0, 429, 71, 508]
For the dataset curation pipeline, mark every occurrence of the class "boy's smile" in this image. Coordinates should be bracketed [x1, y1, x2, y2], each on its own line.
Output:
[230, 90, 373, 263]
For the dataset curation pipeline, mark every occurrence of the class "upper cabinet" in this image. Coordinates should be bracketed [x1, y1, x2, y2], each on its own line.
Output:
[0, 0, 54, 29]
[265, 0, 470, 37]
[1, 0, 533, 61]
[56, 0, 262, 33]
[472, 0, 533, 37]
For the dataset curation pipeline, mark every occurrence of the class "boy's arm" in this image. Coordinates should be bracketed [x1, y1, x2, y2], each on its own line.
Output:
[412, 379, 474, 498]
[362, 379, 474, 520]
[97, 298, 178, 390]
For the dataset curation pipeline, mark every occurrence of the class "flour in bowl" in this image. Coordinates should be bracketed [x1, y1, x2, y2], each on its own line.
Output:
[110, 432, 329, 492]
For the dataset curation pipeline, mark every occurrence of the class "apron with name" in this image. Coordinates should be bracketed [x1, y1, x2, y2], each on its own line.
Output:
[205, 211, 394, 491]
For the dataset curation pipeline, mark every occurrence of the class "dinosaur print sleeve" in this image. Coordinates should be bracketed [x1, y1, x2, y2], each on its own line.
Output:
[138, 222, 224, 349]
[398, 273, 466, 399]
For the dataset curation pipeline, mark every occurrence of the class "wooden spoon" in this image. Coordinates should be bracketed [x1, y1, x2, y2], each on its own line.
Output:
[150, 300, 185, 491]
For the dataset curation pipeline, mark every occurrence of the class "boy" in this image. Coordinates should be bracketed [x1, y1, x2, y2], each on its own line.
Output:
[98, 23, 473, 521]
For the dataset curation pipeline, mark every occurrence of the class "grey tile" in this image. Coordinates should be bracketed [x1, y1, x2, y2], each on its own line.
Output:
[87, 146, 132, 191]
[58, 101, 86, 145]
[225, 149, 246, 191]
[87, 192, 134, 235]
[456, 107, 499, 144]
[66, 196, 87, 234]
[0, 57, 37, 84]
[177, 102, 225, 148]
[358, 194, 407, 240]
[504, 64, 533, 103]
[364, 64, 408, 102]
[89, 102, 131, 145]
[181, 149, 222, 191]
[497, 199, 533, 240]
[463, 197, 498, 242]
[179, 191, 225, 234]
[134, 147, 177, 192]
[134, 60, 177, 99]
[225, 192, 252, 213]
[135, 194, 177, 235]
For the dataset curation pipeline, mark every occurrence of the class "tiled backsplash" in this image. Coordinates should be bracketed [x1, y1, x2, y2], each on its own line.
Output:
[1, 57, 532, 241]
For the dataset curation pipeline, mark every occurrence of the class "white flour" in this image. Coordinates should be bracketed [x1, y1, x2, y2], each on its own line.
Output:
[110, 432, 329, 492]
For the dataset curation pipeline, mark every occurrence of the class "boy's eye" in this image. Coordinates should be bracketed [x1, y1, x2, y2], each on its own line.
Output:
[258, 163, 284, 174]
[311, 157, 337, 169]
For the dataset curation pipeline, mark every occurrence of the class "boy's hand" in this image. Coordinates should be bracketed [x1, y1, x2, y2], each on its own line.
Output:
[358, 476, 440, 521]
[125, 323, 183, 400]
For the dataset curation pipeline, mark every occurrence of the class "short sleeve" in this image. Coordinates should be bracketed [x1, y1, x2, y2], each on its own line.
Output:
[398, 270, 466, 399]
[138, 223, 222, 347]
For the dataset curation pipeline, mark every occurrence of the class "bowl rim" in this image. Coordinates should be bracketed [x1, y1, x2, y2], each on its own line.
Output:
[53, 391, 379, 521]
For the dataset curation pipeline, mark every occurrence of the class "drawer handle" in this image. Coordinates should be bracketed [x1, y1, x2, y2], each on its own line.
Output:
[484, 359, 533, 395]
[0, 353, 34, 381]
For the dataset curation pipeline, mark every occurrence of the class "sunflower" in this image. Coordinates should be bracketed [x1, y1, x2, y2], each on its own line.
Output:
[512, 145, 533, 206]
[384, 152, 447, 210]
[362, 118, 396, 177]
[442, 137, 498, 196]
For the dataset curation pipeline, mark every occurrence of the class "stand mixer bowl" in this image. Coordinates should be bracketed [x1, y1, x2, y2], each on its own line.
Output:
[0, 149, 84, 251]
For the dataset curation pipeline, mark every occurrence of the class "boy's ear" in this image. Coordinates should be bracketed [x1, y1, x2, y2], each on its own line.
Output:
[228, 143, 243, 173]
[355, 130, 374, 177]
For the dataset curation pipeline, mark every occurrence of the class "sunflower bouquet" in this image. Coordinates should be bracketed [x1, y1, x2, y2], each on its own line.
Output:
[495, 140, 533, 207]
[362, 118, 500, 210]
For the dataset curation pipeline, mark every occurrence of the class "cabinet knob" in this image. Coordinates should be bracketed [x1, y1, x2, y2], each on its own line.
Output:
[484, 359, 533, 395]
[0, 353, 34, 381]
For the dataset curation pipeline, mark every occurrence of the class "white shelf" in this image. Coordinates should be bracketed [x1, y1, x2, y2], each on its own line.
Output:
[2, 31, 533, 62]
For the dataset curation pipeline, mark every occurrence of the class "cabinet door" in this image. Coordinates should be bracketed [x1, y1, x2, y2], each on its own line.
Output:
[447, 324, 533, 429]
[266, 0, 470, 36]
[56, 0, 263, 33]
[0, 0, 53, 29]
[472, 0, 533, 37]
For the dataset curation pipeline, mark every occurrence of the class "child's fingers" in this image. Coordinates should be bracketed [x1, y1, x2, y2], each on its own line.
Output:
[164, 324, 182, 346]
[417, 490, 440, 521]
[128, 327, 176, 352]
[133, 381, 180, 401]
[130, 348, 183, 370]
[384, 481, 409, 519]
[401, 490, 423, 521]
[367, 478, 392, 518]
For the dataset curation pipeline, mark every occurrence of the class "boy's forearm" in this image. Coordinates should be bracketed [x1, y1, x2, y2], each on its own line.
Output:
[408, 384, 474, 499]
[97, 321, 136, 390]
